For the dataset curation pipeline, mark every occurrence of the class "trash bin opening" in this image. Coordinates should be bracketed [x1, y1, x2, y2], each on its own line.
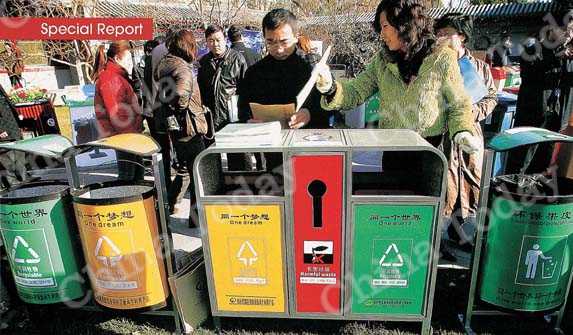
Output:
[198, 152, 284, 197]
[72, 181, 155, 205]
[0, 181, 69, 204]
[351, 150, 444, 197]
[492, 175, 573, 203]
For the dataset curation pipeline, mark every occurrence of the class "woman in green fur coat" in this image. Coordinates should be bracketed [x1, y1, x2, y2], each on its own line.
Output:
[316, 0, 480, 155]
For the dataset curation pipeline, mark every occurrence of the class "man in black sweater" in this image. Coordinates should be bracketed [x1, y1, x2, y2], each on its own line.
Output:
[237, 8, 330, 129]
[228, 25, 261, 68]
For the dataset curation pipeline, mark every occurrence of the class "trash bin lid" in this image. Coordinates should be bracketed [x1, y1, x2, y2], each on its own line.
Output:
[64, 133, 160, 158]
[0, 135, 73, 158]
[488, 127, 573, 152]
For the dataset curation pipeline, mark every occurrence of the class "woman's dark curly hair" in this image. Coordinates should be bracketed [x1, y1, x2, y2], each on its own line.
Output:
[372, 0, 434, 62]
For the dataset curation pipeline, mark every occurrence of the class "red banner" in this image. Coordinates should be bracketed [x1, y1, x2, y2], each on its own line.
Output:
[0, 17, 153, 40]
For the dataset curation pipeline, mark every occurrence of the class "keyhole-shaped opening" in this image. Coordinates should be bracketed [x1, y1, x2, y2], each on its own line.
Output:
[308, 180, 327, 228]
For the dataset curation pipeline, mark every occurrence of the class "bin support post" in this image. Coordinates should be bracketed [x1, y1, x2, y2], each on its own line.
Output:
[555, 265, 573, 333]
[64, 156, 80, 190]
[462, 149, 495, 334]
[151, 152, 181, 334]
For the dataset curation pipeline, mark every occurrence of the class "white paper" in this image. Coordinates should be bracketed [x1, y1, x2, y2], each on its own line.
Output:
[295, 45, 332, 113]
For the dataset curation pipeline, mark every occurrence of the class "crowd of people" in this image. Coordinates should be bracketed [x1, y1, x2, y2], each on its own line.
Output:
[91, 0, 572, 244]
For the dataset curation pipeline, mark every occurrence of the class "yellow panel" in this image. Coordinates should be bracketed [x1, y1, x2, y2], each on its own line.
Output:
[205, 204, 285, 313]
[54, 106, 73, 142]
[74, 196, 169, 309]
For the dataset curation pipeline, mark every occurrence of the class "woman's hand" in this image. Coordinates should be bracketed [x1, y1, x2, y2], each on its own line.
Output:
[289, 108, 311, 129]
[315, 63, 333, 94]
[454, 131, 481, 154]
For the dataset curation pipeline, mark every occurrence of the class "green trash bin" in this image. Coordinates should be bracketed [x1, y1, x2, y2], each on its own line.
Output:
[478, 175, 573, 312]
[0, 135, 85, 304]
[475, 128, 573, 313]
[0, 181, 85, 304]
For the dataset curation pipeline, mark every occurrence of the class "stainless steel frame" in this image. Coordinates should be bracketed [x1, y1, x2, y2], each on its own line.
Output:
[63, 150, 183, 334]
[193, 129, 448, 334]
[461, 149, 573, 335]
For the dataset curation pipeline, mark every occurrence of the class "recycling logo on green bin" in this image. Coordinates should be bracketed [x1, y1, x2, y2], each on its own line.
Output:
[371, 239, 412, 287]
[2, 228, 57, 288]
[515, 235, 566, 286]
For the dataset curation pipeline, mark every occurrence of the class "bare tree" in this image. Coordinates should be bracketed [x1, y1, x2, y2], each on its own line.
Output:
[186, 0, 252, 26]
[3, 0, 96, 83]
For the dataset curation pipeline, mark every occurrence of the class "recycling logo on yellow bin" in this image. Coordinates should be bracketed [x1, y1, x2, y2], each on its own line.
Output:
[95, 236, 123, 267]
[229, 238, 268, 285]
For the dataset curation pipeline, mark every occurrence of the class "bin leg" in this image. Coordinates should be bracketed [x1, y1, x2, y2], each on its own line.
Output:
[213, 316, 222, 334]
[422, 318, 432, 335]
[463, 150, 495, 334]
[554, 267, 573, 334]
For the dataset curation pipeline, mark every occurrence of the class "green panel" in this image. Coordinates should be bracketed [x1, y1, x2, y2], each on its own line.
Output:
[479, 197, 573, 312]
[351, 203, 436, 315]
[0, 198, 85, 304]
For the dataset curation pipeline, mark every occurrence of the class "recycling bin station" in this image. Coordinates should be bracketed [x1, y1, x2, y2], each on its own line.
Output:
[0, 135, 86, 304]
[194, 128, 447, 334]
[462, 128, 573, 334]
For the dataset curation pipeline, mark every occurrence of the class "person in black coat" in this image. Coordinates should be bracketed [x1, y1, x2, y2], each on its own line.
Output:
[507, 24, 573, 174]
[237, 8, 330, 129]
[228, 25, 261, 68]
[197, 25, 247, 132]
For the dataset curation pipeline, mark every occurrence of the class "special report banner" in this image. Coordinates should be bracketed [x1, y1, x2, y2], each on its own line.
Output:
[0, 17, 153, 40]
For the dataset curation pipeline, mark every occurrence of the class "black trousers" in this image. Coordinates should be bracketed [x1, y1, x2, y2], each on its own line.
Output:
[168, 136, 206, 223]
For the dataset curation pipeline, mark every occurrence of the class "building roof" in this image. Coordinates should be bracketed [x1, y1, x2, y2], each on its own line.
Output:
[303, 0, 559, 26]
[94, 1, 201, 26]
[93, 0, 265, 27]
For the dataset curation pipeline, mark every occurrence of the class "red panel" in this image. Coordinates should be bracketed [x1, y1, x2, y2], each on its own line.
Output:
[292, 154, 343, 314]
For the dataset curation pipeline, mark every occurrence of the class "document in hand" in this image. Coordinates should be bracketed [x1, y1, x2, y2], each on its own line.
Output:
[215, 121, 282, 147]
[250, 46, 332, 122]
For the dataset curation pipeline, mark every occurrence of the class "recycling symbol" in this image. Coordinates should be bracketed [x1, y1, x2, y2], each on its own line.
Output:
[95, 236, 123, 267]
[237, 241, 258, 266]
[379, 243, 404, 267]
[11, 236, 41, 264]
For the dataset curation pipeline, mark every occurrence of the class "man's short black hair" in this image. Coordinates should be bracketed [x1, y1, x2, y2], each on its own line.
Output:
[435, 12, 473, 43]
[205, 24, 225, 39]
[262, 8, 298, 35]
[228, 25, 243, 43]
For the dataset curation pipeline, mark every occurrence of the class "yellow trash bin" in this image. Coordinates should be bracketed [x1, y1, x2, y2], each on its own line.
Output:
[72, 181, 169, 310]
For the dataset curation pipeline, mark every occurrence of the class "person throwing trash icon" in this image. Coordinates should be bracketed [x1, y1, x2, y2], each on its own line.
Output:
[525, 244, 552, 279]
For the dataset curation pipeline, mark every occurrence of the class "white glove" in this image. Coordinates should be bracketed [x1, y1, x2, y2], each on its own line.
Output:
[453, 131, 481, 155]
[315, 63, 333, 94]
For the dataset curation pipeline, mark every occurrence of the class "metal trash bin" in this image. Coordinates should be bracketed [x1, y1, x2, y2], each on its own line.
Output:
[194, 127, 447, 334]
[72, 181, 169, 310]
[0, 135, 85, 305]
[479, 175, 573, 312]
[463, 127, 573, 334]
[0, 181, 85, 304]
